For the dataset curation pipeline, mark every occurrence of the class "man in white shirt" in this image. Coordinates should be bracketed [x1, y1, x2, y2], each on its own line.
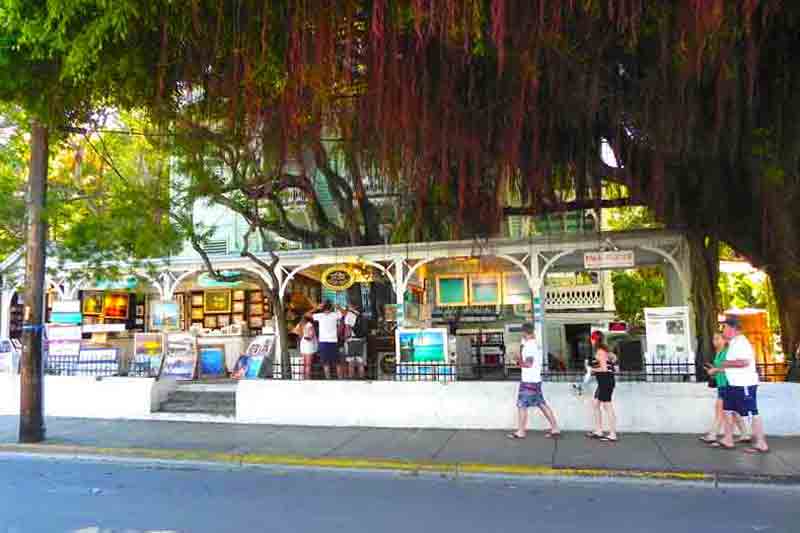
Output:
[312, 301, 345, 379]
[507, 323, 560, 440]
[717, 316, 769, 453]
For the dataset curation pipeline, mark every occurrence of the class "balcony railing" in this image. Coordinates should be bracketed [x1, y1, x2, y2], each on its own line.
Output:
[544, 284, 604, 310]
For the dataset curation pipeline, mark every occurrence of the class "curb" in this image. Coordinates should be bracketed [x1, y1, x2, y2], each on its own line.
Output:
[0, 443, 768, 484]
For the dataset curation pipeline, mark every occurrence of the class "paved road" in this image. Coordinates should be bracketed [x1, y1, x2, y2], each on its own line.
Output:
[0, 455, 796, 533]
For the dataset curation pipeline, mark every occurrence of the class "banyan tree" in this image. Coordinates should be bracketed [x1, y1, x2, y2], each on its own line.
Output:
[6, 1, 799, 354]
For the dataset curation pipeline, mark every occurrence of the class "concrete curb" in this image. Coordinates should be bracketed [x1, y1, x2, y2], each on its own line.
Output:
[4, 442, 797, 485]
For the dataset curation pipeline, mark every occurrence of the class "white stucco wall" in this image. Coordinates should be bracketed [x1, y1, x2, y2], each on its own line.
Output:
[237, 380, 800, 436]
[0, 376, 167, 419]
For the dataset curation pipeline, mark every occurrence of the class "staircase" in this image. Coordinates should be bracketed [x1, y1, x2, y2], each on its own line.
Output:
[157, 381, 237, 420]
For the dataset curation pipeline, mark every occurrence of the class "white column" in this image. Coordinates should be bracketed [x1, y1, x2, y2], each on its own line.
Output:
[394, 258, 405, 326]
[529, 248, 546, 361]
[1, 289, 14, 339]
[602, 271, 617, 312]
[272, 266, 284, 355]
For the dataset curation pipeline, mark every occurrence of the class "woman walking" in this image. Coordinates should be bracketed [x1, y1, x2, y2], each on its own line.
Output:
[701, 332, 749, 444]
[586, 331, 618, 442]
[296, 315, 318, 380]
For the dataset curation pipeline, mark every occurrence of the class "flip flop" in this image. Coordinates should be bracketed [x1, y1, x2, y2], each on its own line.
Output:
[507, 433, 526, 440]
[544, 431, 562, 439]
[599, 436, 619, 443]
[708, 441, 735, 450]
[698, 436, 717, 444]
[736, 436, 753, 444]
[585, 432, 604, 439]
[743, 447, 769, 454]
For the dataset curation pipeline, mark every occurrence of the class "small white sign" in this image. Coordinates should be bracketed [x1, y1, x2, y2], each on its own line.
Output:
[46, 325, 83, 342]
[82, 323, 127, 334]
[48, 341, 82, 357]
[583, 250, 635, 270]
[52, 300, 81, 314]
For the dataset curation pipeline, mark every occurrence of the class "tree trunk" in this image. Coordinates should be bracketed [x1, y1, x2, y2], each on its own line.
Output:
[270, 287, 292, 379]
[686, 230, 720, 365]
[767, 262, 800, 363]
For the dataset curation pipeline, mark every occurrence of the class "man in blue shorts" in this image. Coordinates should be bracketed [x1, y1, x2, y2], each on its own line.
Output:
[717, 316, 769, 453]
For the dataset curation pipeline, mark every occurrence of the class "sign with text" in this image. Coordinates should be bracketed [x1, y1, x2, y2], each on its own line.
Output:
[321, 265, 356, 291]
[46, 325, 83, 342]
[82, 323, 127, 334]
[583, 250, 635, 270]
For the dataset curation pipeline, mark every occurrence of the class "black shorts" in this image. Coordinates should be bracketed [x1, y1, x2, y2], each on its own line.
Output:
[595, 372, 615, 402]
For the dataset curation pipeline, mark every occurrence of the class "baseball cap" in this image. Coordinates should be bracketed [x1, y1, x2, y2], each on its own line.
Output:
[721, 316, 742, 329]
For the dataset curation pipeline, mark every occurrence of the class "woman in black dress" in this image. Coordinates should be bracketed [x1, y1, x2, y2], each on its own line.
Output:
[586, 331, 618, 442]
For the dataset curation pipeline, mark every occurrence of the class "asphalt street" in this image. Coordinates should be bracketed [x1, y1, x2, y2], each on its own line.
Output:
[0, 455, 797, 533]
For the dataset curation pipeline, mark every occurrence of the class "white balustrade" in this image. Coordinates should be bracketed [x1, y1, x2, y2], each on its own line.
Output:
[544, 284, 604, 310]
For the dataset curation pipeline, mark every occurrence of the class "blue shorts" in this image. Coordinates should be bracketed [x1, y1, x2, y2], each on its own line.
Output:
[318, 342, 340, 364]
[723, 385, 759, 416]
[717, 386, 727, 401]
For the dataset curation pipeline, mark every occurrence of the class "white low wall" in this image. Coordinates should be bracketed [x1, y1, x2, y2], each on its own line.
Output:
[0, 376, 176, 419]
[237, 380, 800, 435]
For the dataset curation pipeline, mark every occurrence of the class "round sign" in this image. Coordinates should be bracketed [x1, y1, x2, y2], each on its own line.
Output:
[321, 265, 356, 291]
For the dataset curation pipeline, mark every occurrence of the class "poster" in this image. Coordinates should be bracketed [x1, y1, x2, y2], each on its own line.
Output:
[644, 307, 694, 375]
[150, 301, 180, 331]
[396, 328, 448, 363]
[45, 325, 82, 375]
[133, 333, 165, 377]
[50, 300, 82, 325]
[161, 333, 198, 380]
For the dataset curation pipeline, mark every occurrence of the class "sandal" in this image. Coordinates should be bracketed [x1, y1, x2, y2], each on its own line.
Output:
[506, 433, 526, 440]
[544, 431, 562, 439]
[585, 432, 604, 439]
[743, 447, 769, 454]
[599, 436, 619, 443]
[708, 441, 735, 450]
[736, 436, 752, 444]
[698, 435, 717, 444]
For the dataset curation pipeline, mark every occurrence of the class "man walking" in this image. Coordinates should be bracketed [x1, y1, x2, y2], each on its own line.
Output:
[507, 322, 560, 439]
[715, 316, 769, 453]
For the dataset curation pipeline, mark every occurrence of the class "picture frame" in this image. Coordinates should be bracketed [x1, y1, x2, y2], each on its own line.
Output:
[203, 290, 232, 314]
[233, 290, 246, 301]
[250, 303, 264, 316]
[103, 293, 130, 319]
[198, 344, 226, 378]
[150, 301, 181, 332]
[232, 301, 245, 313]
[249, 316, 264, 329]
[82, 292, 104, 316]
[136, 304, 145, 317]
[435, 275, 468, 307]
[232, 314, 246, 325]
[217, 314, 230, 327]
[204, 315, 218, 329]
[249, 291, 263, 304]
[469, 274, 500, 306]
[503, 272, 532, 305]
[191, 307, 204, 320]
[191, 294, 204, 307]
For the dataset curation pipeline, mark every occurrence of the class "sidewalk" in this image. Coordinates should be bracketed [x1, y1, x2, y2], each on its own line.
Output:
[0, 416, 798, 483]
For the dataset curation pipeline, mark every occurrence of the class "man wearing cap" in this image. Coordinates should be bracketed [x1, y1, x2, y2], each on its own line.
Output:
[714, 316, 769, 453]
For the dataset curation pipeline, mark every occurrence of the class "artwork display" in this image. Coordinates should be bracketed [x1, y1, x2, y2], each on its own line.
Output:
[503, 272, 532, 305]
[249, 291, 263, 303]
[396, 328, 448, 363]
[469, 274, 500, 305]
[435, 275, 468, 307]
[204, 290, 232, 314]
[198, 345, 226, 377]
[191, 307, 204, 320]
[102, 293, 130, 319]
[250, 303, 264, 315]
[150, 301, 180, 331]
[217, 315, 230, 327]
[204, 315, 218, 329]
[133, 333, 164, 377]
[82, 292, 104, 316]
[191, 294, 204, 307]
[233, 290, 246, 301]
[161, 333, 198, 380]
[232, 314, 246, 325]
[232, 301, 245, 313]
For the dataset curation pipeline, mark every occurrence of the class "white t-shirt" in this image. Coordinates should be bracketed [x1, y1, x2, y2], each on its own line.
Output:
[313, 311, 342, 343]
[725, 334, 759, 387]
[520, 338, 543, 383]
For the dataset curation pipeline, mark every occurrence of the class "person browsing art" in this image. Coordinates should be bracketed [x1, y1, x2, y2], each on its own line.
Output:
[311, 301, 345, 379]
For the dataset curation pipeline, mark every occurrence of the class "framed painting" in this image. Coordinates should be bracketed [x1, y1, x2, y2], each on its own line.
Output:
[198, 344, 226, 378]
[217, 314, 230, 327]
[232, 314, 246, 325]
[232, 301, 245, 313]
[233, 290, 246, 301]
[469, 274, 500, 305]
[103, 293, 130, 319]
[250, 303, 264, 316]
[191, 293, 204, 307]
[435, 275, 468, 307]
[249, 291, 263, 304]
[249, 316, 264, 329]
[502, 272, 532, 305]
[82, 292, 104, 316]
[191, 307, 204, 320]
[203, 315, 218, 329]
[204, 290, 232, 314]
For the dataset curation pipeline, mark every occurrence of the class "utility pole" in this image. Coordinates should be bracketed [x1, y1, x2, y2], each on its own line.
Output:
[19, 121, 49, 443]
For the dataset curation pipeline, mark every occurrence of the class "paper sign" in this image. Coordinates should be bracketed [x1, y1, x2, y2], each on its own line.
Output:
[584, 250, 635, 270]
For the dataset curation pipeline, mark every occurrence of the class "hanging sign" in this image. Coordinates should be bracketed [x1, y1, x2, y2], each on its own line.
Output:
[92, 277, 139, 290]
[197, 271, 242, 288]
[583, 250, 635, 270]
[321, 265, 356, 291]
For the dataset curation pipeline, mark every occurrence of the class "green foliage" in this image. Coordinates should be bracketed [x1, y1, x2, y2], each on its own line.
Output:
[611, 268, 666, 327]
[0, 104, 28, 258]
